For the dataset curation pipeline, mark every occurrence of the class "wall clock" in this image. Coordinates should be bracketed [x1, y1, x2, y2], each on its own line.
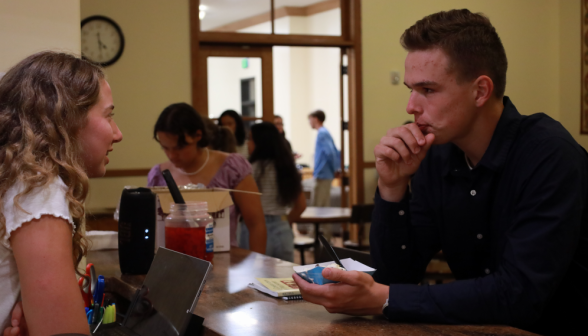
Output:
[81, 15, 125, 66]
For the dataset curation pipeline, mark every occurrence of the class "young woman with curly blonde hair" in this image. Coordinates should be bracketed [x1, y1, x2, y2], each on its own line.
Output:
[0, 51, 123, 335]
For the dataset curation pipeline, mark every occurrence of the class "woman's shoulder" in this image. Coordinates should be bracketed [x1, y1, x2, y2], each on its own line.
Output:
[2, 176, 72, 249]
[147, 163, 167, 187]
[3, 176, 67, 203]
[223, 152, 251, 170]
[209, 152, 252, 189]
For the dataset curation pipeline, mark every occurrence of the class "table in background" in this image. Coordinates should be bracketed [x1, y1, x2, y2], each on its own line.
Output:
[87, 248, 536, 336]
[297, 206, 352, 260]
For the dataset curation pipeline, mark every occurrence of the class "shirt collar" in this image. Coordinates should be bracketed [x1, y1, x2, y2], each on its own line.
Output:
[443, 96, 522, 176]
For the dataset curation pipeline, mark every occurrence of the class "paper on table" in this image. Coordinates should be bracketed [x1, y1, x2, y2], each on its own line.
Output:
[293, 258, 376, 285]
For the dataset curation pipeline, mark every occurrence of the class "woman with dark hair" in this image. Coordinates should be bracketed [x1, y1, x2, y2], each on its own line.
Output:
[0, 51, 123, 335]
[239, 122, 306, 262]
[218, 110, 248, 157]
[205, 118, 237, 154]
[147, 103, 266, 254]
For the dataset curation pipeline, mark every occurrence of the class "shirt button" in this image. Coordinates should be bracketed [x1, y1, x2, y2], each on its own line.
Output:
[401, 245, 406, 250]
[470, 190, 476, 196]
[477, 234, 483, 240]
[399, 210, 405, 216]
[485, 268, 490, 274]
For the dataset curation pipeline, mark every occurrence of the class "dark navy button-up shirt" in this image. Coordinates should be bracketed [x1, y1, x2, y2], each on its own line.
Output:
[370, 97, 588, 335]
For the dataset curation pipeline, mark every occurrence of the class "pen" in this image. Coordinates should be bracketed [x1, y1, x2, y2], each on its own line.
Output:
[318, 235, 345, 269]
[91, 302, 100, 324]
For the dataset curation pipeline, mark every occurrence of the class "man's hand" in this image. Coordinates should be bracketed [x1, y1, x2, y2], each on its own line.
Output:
[3, 301, 28, 336]
[374, 123, 435, 202]
[292, 268, 389, 316]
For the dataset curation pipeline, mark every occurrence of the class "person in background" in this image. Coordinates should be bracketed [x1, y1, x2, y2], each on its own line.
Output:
[0, 51, 123, 335]
[148, 103, 266, 254]
[239, 122, 307, 262]
[205, 118, 237, 153]
[308, 110, 340, 240]
[218, 110, 248, 158]
[274, 115, 301, 159]
[273, 115, 292, 153]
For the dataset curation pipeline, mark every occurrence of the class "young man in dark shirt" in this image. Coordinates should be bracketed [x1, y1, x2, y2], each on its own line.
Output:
[293, 9, 588, 335]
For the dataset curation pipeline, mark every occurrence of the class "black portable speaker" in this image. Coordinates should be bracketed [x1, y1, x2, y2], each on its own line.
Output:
[118, 187, 156, 275]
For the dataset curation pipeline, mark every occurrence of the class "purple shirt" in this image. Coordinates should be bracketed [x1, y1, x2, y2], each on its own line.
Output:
[147, 153, 252, 246]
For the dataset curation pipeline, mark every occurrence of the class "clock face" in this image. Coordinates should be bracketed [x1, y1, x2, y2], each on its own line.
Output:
[81, 16, 124, 66]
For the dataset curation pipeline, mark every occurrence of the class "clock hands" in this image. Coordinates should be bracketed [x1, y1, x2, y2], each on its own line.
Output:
[96, 33, 108, 59]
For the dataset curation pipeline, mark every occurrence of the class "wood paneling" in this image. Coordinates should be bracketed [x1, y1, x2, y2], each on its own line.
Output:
[363, 161, 376, 169]
[199, 32, 353, 47]
[347, 0, 363, 205]
[102, 169, 151, 178]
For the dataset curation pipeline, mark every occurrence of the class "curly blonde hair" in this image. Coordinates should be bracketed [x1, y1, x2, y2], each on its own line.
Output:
[0, 51, 105, 272]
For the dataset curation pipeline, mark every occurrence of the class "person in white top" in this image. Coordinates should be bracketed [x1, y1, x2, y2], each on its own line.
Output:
[0, 52, 123, 335]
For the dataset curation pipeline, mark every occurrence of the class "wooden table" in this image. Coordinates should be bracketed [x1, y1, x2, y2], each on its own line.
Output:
[297, 206, 352, 260]
[87, 248, 536, 336]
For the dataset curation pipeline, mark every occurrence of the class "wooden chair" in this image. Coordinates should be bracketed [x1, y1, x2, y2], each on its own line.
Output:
[294, 235, 314, 265]
[344, 204, 374, 251]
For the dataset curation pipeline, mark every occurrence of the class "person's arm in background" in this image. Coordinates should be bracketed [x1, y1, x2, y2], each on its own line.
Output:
[313, 131, 329, 178]
[10, 215, 89, 336]
[287, 191, 307, 226]
[233, 175, 267, 254]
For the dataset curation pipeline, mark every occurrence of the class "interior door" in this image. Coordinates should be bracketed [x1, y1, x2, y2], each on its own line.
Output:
[194, 45, 273, 125]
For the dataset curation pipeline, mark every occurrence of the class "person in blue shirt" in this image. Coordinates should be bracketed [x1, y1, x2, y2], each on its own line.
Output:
[293, 9, 588, 335]
[308, 110, 340, 239]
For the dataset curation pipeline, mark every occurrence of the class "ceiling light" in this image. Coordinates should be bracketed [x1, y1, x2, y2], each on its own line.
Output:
[199, 10, 206, 20]
[199, 5, 207, 11]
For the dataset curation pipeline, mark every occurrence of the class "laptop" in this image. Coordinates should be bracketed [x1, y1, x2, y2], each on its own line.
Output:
[94, 247, 212, 336]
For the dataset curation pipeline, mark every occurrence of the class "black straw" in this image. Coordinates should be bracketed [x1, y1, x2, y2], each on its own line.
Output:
[162, 169, 185, 204]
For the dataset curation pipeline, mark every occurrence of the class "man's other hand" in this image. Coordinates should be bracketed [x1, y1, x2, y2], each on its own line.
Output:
[292, 268, 389, 316]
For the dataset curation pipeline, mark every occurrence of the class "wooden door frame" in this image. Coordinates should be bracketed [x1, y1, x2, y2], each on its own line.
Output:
[193, 45, 274, 122]
[189, 0, 365, 205]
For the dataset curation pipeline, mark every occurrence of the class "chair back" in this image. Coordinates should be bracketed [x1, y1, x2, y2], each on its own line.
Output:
[316, 246, 372, 267]
[350, 204, 374, 224]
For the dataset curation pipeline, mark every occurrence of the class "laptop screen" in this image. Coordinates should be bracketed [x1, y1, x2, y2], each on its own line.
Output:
[123, 248, 211, 335]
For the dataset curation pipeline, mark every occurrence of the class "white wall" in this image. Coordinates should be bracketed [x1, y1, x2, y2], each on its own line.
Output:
[0, 0, 81, 72]
[207, 57, 263, 119]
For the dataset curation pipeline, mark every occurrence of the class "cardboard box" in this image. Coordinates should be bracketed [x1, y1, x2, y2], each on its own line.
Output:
[152, 188, 233, 252]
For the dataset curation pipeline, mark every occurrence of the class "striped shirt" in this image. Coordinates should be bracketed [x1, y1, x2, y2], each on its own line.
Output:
[252, 161, 288, 216]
